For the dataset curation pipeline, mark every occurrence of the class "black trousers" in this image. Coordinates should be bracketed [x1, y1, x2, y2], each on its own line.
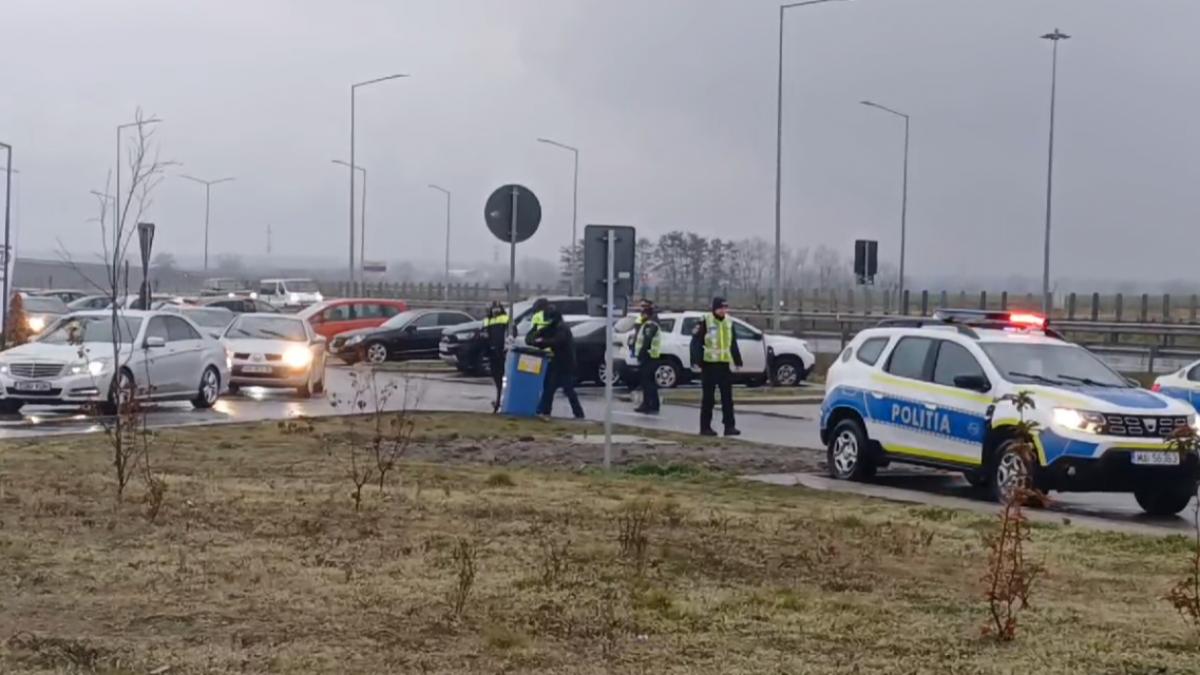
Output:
[638, 359, 660, 411]
[700, 363, 735, 431]
[488, 349, 504, 405]
[537, 360, 585, 418]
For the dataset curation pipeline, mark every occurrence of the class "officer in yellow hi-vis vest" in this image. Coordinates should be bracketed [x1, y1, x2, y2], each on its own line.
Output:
[527, 297, 552, 354]
[482, 302, 509, 412]
[633, 303, 663, 415]
[689, 297, 742, 436]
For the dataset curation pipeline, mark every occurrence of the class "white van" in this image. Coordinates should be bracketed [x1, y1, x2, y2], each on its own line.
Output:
[258, 278, 323, 310]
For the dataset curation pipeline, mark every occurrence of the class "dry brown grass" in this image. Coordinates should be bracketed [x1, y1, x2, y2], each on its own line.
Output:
[1, 413, 1199, 673]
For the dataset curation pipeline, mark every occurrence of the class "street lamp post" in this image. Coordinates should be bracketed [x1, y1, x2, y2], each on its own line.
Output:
[860, 100, 910, 306]
[0, 142, 11, 347]
[349, 73, 408, 290]
[1040, 28, 1070, 315]
[773, 0, 850, 331]
[180, 174, 236, 271]
[332, 160, 367, 282]
[536, 138, 580, 294]
[428, 185, 452, 301]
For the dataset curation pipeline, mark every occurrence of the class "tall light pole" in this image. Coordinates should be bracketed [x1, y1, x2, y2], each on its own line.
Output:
[1040, 29, 1069, 314]
[349, 73, 408, 288]
[429, 184, 451, 301]
[860, 100, 910, 304]
[1, 142, 11, 347]
[332, 160, 367, 279]
[773, 0, 850, 331]
[180, 174, 236, 271]
[536, 138, 580, 294]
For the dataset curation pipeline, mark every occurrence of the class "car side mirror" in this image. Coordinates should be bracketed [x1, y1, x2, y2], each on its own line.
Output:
[954, 374, 989, 392]
[145, 336, 166, 349]
[1126, 376, 1141, 388]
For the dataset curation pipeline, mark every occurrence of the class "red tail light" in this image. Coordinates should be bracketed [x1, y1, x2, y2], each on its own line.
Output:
[1008, 312, 1046, 328]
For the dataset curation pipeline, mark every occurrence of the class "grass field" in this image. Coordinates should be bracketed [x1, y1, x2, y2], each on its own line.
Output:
[3, 413, 1200, 673]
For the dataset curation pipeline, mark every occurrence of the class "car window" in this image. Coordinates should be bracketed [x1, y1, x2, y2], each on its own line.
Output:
[658, 318, 676, 333]
[322, 304, 351, 322]
[413, 313, 441, 328]
[259, 284, 277, 296]
[885, 337, 934, 381]
[437, 312, 471, 326]
[732, 321, 761, 341]
[146, 317, 170, 342]
[556, 300, 588, 315]
[933, 341, 986, 388]
[681, 318, 701, 335]
[380, 304, 401, 318]
[1189, 364, 1200, 382]
[856, 337, 889, 366]
[165, 316, 202, 341]
[353, 303, 383, 320]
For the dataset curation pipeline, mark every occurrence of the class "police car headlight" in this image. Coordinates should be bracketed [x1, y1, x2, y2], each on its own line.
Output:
[1053, 408, 1105, 434]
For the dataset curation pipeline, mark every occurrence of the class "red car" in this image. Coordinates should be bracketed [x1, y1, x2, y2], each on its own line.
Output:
[298, 299, 408, 342]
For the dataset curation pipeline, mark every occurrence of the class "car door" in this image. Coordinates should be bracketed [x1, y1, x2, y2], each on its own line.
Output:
[920, 340, 994, 466]
[320, 303, 353, 340]
[408, 312, 448, 358]
[868, 336, 938, 458]
[140, 317, 179, 396]
[731, 319, 768, 377]
[164, 316, 206, 395]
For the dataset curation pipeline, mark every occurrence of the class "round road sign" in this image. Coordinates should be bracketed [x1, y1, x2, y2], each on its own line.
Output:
[485, 184, 541, 244]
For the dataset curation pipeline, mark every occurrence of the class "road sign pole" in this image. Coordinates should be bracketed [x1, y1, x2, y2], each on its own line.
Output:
[507, 186, 519, 313]
[604, 228, 615, 469]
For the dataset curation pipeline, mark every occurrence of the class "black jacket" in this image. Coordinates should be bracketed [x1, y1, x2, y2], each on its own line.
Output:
[689, 315, 743, 368]
[486, 316, 508, 356]
[528, 321, 576, 372]
[636, 321, 660, 361]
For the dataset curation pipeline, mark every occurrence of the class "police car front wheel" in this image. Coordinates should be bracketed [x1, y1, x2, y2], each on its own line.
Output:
[990, 440, 1036, 504]
[1133, 481, 1196, 517]
[827, 419, 876, 481]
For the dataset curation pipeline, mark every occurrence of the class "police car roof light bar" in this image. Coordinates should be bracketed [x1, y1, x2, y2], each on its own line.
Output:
[874, 317, 981, 339]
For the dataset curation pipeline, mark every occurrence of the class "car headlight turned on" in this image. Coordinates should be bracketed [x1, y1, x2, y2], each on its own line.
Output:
[283, 345, 313, 369]
[1053, 407, 1105, 434]
[26, 316, 45, 333]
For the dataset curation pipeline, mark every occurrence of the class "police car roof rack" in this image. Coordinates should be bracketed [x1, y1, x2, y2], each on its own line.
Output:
[874, 317, 981, 339]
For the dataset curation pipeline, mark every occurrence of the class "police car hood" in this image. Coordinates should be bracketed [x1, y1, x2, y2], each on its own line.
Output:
[1022, 384, 1193, 415]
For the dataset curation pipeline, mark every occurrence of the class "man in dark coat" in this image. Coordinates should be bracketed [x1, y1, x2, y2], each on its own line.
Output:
[528, 307, 585, 419]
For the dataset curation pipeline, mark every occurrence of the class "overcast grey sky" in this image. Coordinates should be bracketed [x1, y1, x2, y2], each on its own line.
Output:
[1, 0, 1198, 283]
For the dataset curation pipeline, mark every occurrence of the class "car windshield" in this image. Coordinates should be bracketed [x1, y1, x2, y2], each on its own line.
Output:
[284, 280, 319, 293]
[226, 316, 307, 342]
[572, 321, 606, 338]
[381, 310, 421, 329]
[23, 296, 67, 313]
[981, 342, 1130, 388]
[183, 308, 234, 328]
[38, 315, 142, 345]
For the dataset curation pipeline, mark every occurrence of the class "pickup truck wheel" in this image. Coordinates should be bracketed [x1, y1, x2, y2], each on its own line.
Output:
[1134, 481, 1196, 516]
[653, 360, 681, 389]
[772, 356, 804, 387]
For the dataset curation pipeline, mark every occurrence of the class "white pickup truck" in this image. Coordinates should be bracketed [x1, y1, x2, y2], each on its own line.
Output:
[614, 311, 815, 388]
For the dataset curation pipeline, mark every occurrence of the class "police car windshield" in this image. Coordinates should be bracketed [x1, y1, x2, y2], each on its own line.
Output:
[980, 342, 1129, 388]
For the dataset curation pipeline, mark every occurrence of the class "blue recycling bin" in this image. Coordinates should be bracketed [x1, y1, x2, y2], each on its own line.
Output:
[500, 346, 551, 417]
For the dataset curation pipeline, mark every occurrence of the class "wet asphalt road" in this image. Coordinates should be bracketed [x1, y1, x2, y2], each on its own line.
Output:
[2, 364, 1194, 535]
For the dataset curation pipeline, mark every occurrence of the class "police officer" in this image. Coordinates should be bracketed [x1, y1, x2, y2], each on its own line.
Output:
[482, 301, 509, 412]
[690, 297, 742, 436]
[633, 303, 662, 415]
[528, 307, 585, 419]
[529, 297, 551, 335]
[625, 298, 654, 396]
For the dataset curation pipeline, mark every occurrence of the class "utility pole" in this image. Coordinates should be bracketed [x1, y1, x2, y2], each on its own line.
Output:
[1040, 28, 1070, 315]
[266, 224, 272, 255]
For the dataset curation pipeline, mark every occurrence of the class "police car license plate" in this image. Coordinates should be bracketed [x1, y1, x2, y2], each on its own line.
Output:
[14, 381, 51, 392]
[243, 365, 272, 375]
[1131, 451, 1181, 466]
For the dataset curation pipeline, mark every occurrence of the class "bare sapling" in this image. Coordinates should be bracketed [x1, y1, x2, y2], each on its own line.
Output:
[1164, 427, 1200, 632]
[982, 391, 1044, 641]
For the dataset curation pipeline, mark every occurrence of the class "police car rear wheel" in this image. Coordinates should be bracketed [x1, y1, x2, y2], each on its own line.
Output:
[655, 361, 680, 389]
[1133, 481, 1195, 517]
[828, 419, 875, 481]
[990, 440, 1035, 504]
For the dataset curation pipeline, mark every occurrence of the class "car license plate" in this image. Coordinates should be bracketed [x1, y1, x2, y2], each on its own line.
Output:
[14, 381, 52, 392]
[1132, 451, 1181, 466]
[243, 365, 272, 375]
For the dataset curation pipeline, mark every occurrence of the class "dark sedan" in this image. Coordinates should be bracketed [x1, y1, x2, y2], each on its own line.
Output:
[571, 319, 619, 386]
[331, 309, 474, 364]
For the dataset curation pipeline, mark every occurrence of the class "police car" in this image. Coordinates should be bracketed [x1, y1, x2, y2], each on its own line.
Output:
[1153, 363, 1200, 412]
[820, 310, 1200, 516]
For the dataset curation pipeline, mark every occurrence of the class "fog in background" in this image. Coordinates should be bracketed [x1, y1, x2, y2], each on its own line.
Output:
[1, 0, 1198, 290]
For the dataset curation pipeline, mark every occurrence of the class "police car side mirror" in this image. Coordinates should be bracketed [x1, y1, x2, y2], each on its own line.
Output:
[954, 374, 990, 392]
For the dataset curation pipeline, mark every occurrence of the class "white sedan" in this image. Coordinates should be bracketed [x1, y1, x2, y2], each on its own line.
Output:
[221, 313, 327, 397]
[0, 310, 230, 415]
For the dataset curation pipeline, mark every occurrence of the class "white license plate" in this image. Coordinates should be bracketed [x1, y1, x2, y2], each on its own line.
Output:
[242, 365, 273, 375]
[14, 381, 52, 392]
[1131, 451, 1181, 466]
